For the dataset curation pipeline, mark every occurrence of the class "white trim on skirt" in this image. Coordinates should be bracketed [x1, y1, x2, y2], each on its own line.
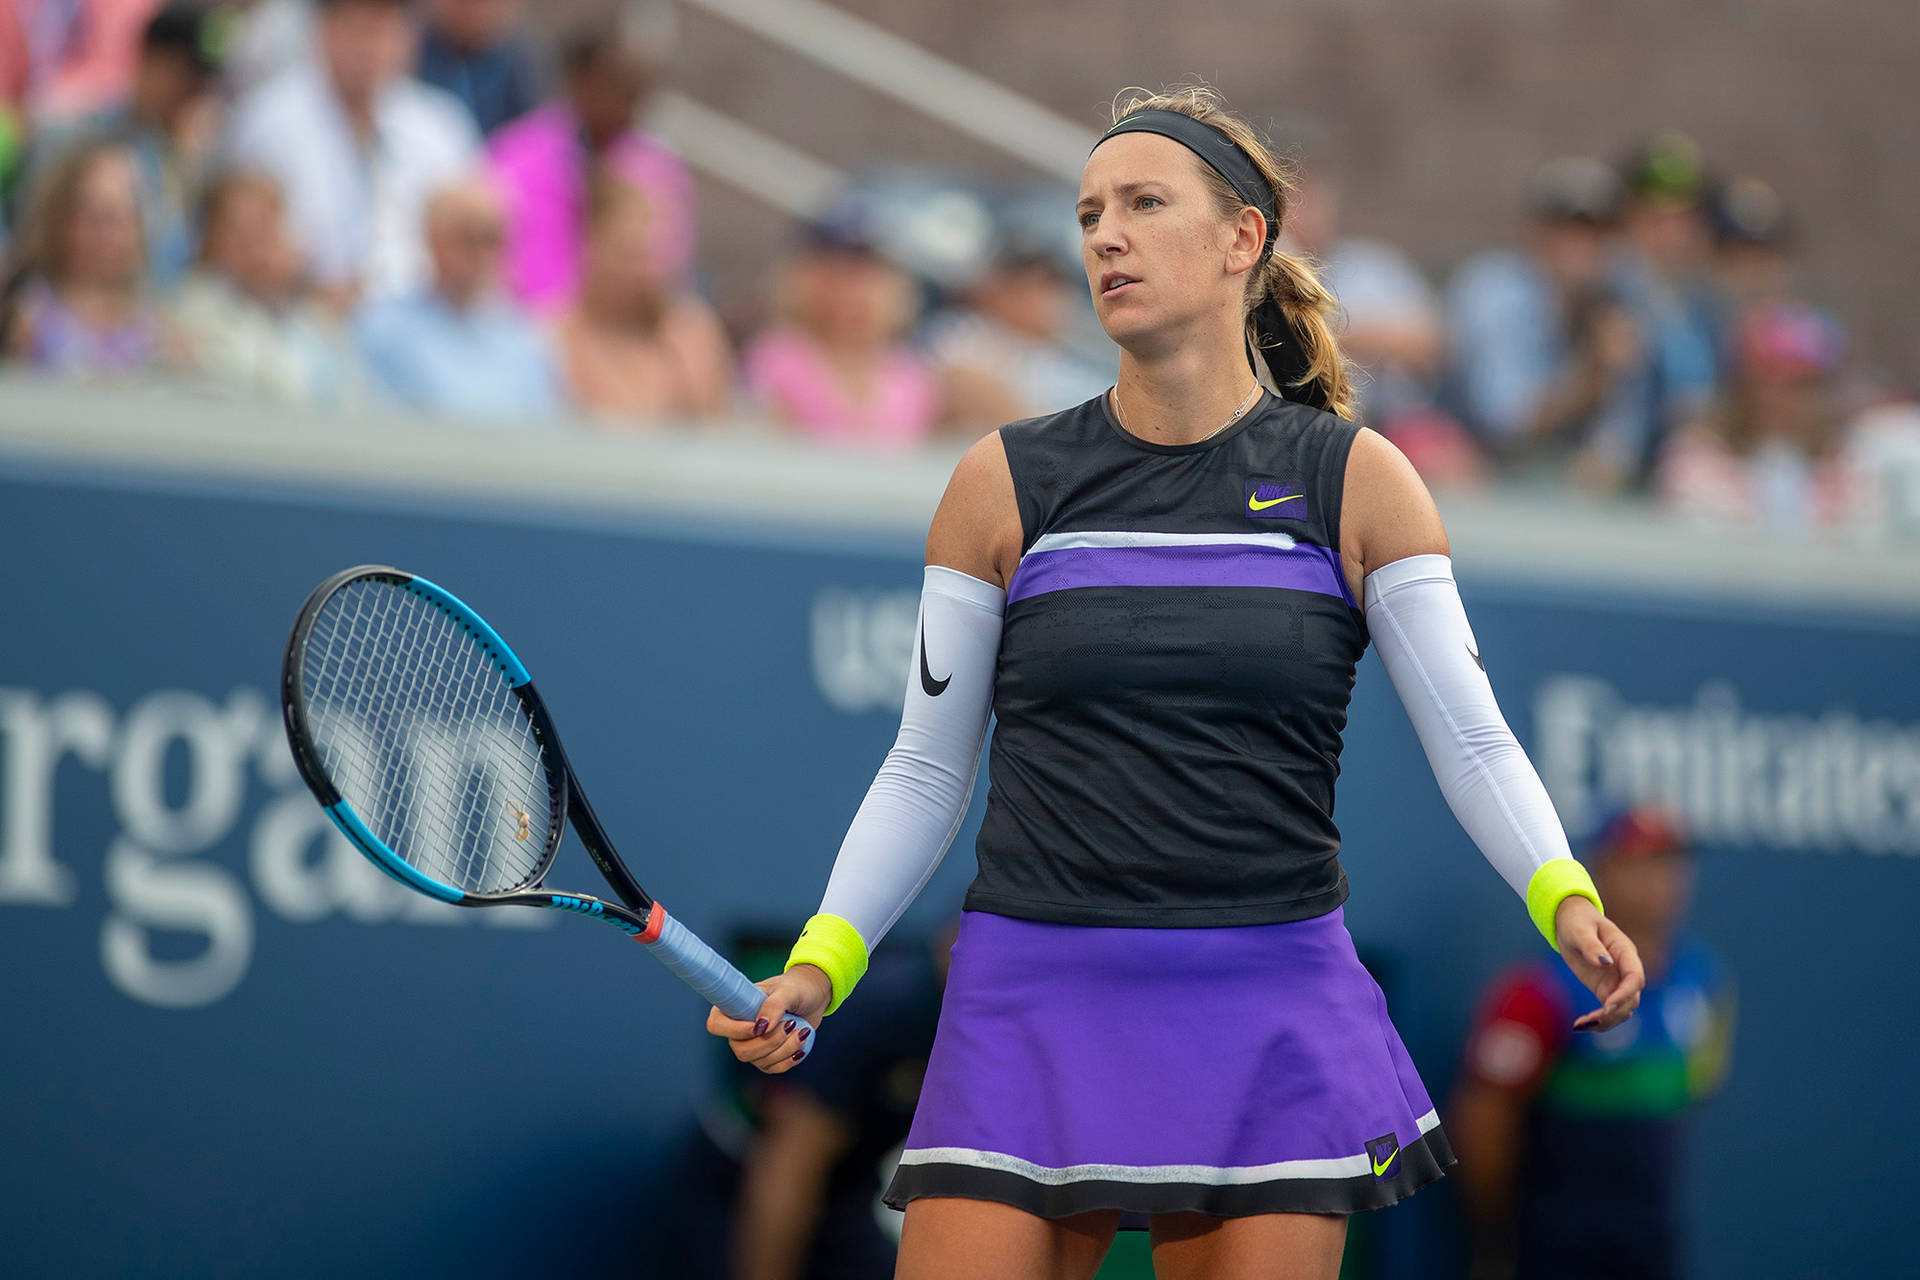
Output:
[897, 1108, 1443, 1187]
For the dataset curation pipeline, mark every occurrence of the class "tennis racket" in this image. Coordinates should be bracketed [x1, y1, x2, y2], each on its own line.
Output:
[280, 564, 813, 1060]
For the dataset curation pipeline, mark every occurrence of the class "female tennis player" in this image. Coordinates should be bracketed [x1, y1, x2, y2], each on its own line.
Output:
[707, 86, 1645, 1279]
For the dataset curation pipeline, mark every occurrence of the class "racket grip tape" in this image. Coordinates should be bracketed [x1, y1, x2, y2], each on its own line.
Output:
[642, 905, 815, 1062]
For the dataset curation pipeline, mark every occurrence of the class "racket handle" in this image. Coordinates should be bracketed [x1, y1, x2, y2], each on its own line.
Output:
[644, 907, 815, 1062]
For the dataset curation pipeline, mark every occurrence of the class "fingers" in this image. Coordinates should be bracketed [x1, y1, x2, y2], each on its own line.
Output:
[702, 980, 814, 1073]
[1573, 918, 1646, 1032]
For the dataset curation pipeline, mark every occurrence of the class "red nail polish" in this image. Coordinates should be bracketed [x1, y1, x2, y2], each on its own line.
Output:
[782, 1019, 795, 1035]
[753, 1018, 768, 1037]
[790, 1049, 804, 1062]
[798, 1026, 811, 1042]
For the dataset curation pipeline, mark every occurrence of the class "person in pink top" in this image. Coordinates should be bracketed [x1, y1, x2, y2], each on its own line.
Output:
[485, 4, 693, 312]
[1657, 302, 1865, 529]
[742, 218, 939, 450]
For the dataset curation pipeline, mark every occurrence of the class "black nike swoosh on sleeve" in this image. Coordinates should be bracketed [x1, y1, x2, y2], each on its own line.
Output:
[919, 622, 951, 696]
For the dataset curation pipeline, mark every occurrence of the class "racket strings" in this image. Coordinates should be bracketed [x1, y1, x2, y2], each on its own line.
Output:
[301, 579, 554, 895]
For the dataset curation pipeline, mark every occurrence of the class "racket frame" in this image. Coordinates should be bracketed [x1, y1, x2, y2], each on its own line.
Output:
[280, 564, 810, 1050]
[281, 565, 652, 931]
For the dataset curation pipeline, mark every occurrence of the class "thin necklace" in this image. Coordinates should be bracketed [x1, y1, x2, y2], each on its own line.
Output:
[1112, 380, 1262, 445]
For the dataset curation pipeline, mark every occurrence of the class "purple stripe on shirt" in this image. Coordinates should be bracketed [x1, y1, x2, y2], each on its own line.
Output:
[1007, 542, 1355, 607]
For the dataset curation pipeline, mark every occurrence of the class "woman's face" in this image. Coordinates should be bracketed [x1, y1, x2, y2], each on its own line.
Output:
[795, 249, 910, 350]
[1077, 133, 1255, 352]
[63, 150, 145, 287]
[210, 184, 298, 303]
[586, 196, 660, 307]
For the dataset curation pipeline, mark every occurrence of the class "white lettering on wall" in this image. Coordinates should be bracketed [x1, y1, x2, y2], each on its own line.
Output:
[811, 588, 920, 714]
[1534, 676, 1920, 855]
[0, 689, 114, 905]
[0, 684, 551, 1011]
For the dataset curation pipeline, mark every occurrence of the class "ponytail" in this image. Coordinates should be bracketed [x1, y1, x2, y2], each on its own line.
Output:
[1251, 248, 1353, 418]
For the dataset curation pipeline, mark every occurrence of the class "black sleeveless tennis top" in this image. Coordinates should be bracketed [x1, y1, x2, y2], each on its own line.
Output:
[964, 390, 1368, 927]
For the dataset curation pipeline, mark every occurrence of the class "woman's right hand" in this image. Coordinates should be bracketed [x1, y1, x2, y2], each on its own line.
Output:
[706, 963, 834, 1074]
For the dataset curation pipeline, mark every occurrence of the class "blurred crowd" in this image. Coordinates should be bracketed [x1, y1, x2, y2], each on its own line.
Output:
[2, 0, 1917, 536]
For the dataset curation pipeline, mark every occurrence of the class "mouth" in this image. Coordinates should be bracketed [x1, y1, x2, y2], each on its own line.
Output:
[1099, 271, 1139, 299]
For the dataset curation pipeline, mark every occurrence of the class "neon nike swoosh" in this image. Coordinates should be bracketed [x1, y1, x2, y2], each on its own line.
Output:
[1248, 493, 1304, 511]
[1371, 1150, 1398, 1176]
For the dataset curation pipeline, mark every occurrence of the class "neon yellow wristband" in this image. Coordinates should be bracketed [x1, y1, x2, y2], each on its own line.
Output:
[785, 913, 870, 1015]
[1526, 858, 1604, 949]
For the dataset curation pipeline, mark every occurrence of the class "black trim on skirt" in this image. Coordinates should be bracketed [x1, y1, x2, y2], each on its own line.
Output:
[884, 1124, 1455, 1221]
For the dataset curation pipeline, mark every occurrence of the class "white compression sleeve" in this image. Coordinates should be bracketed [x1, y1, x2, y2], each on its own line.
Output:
[1363, 554, 1574, 900]
[815, 565, 1004, 950]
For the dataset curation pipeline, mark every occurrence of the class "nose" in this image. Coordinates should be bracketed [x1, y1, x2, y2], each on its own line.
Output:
[1087, 216, 1125, 258]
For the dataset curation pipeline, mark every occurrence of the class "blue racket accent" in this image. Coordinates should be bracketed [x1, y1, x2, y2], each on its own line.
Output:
[402, 574, 532, 689]
[325, 802, 463, 904]
[648, 908, 814, 1060]
[549, 895, 645, 937]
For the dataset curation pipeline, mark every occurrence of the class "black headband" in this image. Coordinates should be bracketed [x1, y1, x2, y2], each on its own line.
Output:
[1090, 109, 1329, 411]
[1094, 109, 1278, 250]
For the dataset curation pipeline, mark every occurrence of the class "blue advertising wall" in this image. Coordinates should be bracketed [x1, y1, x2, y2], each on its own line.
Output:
[2, 459, 1916, 1279]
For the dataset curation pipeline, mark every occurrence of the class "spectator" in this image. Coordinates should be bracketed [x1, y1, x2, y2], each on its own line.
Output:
[173, 169, 362, 403]
[1286, 125, 1480, 484]
[1447, 158, 1647, 485]
[925, 239, 1109, 427]
[224, 0, 479, 306]
[354, 175, 563, 420]
[1608, 130, 1723, 483]
[552, 175, 730, 425]
[1449, 809, 1734, 1280]
[415, 0, 545, 137]
[1, 138, 170, 376]
[24, 3, 225, 290]
[1657, 302, 1863, 529]
[741, 217, 938, 449]
[1709, 175, 1796, 320]
[0, 0, 159, 125]
[217, 0, 316, 99]
[487, 2, 693, 310]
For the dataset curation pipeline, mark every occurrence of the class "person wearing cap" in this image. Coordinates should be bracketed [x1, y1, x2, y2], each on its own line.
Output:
[1656, 302, 1865, 529]
[1450, 808, 1735, 1280]
[925, 227, 1111, 428]
[1446, 157, 1648, 484]
[740, 208, 937, 448]
[19, 3, 225, 289]
[1604, 130, 1724, 487]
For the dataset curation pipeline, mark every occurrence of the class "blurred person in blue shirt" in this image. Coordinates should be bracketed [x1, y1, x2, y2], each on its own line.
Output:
[20, 4, 224, 291]
[355, 174, 565, 421]
[1446, 157, 1649, 485]
[415, 0, 547, 137]
[1449, 809, 1735, 1280]
[1605, 131, 1724, 486]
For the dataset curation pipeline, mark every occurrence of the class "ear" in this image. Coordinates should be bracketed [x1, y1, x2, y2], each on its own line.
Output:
[1224, 206, 1267, 279]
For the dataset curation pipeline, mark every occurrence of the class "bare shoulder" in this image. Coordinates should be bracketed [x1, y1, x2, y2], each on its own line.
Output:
[926, 430, 1022, 589]
[1339, 427, 1450, 594]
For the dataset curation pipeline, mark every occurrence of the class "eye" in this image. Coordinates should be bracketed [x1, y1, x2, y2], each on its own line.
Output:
[1135, 195, 1163, 211]
[1078, 210, 1099, 230]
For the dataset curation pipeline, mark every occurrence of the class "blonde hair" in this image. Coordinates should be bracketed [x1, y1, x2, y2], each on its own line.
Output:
[1108, 86, 1353, 418]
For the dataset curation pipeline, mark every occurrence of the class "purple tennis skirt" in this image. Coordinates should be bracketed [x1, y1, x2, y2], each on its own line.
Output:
[885, 908, 1454, 1221]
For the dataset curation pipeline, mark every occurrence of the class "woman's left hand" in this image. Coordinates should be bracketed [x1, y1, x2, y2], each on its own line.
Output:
[1553, 896, 1645, 1032]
